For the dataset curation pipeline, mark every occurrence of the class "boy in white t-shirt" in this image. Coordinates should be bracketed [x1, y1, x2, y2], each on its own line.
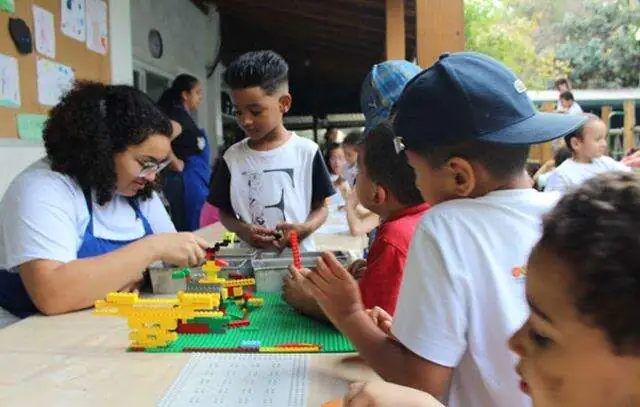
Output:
[300, 52, 586, 407]
[545, 113, 630, 193]
[208, 51, 335, 252]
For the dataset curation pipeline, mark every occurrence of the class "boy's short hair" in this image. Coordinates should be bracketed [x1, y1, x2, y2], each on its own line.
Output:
[416, 141, 531, 181]
[223, 50, 288, 95]
[538, 171, 640, 356]
[555, 78, 571, 89]
[363, 122, 424, 207]
[559, 91, 575, 102]
[564, 113, 602, 153]
[343, 130, 363, 147]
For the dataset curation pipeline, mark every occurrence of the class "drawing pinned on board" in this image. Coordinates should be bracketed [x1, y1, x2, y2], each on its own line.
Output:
[0, 53, 20, 108]
[17, 114, 48, 142]
[37, 58, 75, 106]
[0, 0, 15, 13]
[33, 6, 55, 59]
[61, 0, 86, 42]
[86, 0, 108, 54]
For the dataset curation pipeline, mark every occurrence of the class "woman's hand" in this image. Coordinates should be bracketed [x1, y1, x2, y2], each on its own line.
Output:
[147, 232, 208, 267]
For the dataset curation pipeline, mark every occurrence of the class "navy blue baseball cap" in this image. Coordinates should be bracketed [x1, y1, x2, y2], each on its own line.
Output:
[393, 52, 587, 151]
[360, 60, 422, 134]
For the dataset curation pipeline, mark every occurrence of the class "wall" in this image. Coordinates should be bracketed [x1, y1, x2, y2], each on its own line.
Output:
[0, 0, 133, 198]
[0, 0, 223, 197]
[130, 0, 222, 158]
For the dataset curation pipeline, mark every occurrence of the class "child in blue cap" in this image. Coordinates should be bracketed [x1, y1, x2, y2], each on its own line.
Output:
[301, 52, 586, 407]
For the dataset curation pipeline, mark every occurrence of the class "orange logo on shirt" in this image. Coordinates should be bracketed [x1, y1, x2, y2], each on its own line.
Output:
[512, 266, 528, 278]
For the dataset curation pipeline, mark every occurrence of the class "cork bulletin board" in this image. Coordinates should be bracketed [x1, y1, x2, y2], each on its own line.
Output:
[0, 0, 110, 139]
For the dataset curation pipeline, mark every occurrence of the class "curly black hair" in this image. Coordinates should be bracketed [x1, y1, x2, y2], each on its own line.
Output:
[223, 50, 289, 94]
[539, 171, 640, 356]
[363, 122, 424, 206]
[44, 81, 172, 205]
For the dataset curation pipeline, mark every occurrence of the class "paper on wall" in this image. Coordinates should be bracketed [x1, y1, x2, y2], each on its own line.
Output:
[86, 0, 108, 54]
[0, 0, 15, 13]
[61, 0, 86, 41]
[37, 58, 74, 106]
[17, 114, 48, 142]
[33, 6, 56, 59]
[0, 53, 20, 108]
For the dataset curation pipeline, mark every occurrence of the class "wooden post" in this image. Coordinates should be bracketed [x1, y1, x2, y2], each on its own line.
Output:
[539, 103, 556, 163]
[601, 105, 613, 132]
[385, 0, 405, 60]
[415, 0, 464, 68]
[623, 100, 636, 153]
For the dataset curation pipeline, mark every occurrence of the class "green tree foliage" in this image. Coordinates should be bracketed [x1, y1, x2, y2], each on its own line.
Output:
[555, 0, 640, 88]
[464, 0, 570, 89]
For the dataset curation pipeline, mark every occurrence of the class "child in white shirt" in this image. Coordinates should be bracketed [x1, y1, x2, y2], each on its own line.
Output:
[545, 113, 630, 193]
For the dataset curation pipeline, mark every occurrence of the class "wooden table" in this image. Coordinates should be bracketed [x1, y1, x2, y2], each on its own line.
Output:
[0, 223, 375, 407]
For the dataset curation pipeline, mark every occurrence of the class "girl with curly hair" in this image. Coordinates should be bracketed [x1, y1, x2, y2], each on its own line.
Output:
[0, 82, 208, 325]
[158, 74, 211, 232]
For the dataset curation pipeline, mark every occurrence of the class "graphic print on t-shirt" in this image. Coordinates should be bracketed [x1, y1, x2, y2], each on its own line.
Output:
[244, 167, 295, 226]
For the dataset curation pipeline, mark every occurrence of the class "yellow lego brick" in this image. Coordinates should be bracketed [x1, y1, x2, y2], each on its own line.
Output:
[248, 298, 264, 306]
[258, 346, 321, 353]
[105, 292, 139, 304]
[221, 278, 256, 288]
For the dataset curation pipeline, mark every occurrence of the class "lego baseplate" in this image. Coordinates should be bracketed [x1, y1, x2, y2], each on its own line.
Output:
[142, 292, 356, 354]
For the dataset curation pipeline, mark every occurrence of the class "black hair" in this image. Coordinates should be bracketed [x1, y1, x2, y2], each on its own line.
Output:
[343, 130, 363, 147]
[363, 122, 424, 206]
[157, 73, 200, 112]
[415, 140, 530, 181]
[555, 78, 571, 89]
[223, 50, 289, 95]
[538, 171, 640, 356]
[559, 91, 575, 102]
[564, 113, 602, 153]
[324, 142, 343, 175]
[44, 81, 172, 205]
[526, 161, 542, 179]
[554, 146, 572, 166]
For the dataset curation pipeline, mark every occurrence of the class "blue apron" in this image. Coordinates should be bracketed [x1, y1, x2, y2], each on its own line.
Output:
[181, 129, 212, 231]
[0, 189, 154, 318]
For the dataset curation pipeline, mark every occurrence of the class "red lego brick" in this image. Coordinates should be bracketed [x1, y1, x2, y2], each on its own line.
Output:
[228, 320, 250, 328]
[177, 322, 209, 334]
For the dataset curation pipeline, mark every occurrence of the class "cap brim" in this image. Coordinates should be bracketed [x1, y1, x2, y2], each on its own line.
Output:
[479, 112, 587, 145]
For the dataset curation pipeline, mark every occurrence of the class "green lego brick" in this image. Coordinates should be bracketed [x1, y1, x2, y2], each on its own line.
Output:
[144, 292, 355, 353]
[171, 271, 185, 280]
[224, 301, 245, 321]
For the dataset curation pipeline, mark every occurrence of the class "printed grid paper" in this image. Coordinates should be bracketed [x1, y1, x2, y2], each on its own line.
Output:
[158, 353, 309, 407]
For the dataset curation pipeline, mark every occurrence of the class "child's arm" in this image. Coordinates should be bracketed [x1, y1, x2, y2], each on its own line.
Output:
[302, 252, 453, 398]
[346, 191, 380, 237]
[345, 381, 443, 407]
[218, 210, 276, 249]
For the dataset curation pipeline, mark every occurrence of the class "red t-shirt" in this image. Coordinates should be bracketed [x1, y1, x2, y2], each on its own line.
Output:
[359, 203, 430, 315]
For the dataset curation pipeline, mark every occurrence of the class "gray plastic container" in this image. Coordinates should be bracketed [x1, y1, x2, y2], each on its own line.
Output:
[149, 258, 251, 294]
[251, 251, 350, 292]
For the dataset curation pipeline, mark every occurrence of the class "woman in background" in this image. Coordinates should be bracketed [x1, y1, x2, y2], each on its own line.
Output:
[158, 74, 211, 231]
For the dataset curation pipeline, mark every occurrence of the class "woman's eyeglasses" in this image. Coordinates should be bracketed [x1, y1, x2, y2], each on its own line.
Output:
[137, 159, 171, 178]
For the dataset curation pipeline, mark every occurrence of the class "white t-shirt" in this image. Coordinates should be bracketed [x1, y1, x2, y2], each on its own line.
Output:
[0, 159, 176, 273]
[392, 189, 560, 407]
[208, 133, 335, 252]
[545, 156, 630, 194]
[566, 101, 583, 115]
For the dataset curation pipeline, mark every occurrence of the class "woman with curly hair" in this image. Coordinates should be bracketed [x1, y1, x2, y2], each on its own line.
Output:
[158, 74, 211, 232]
[0, 82, 208, 325]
